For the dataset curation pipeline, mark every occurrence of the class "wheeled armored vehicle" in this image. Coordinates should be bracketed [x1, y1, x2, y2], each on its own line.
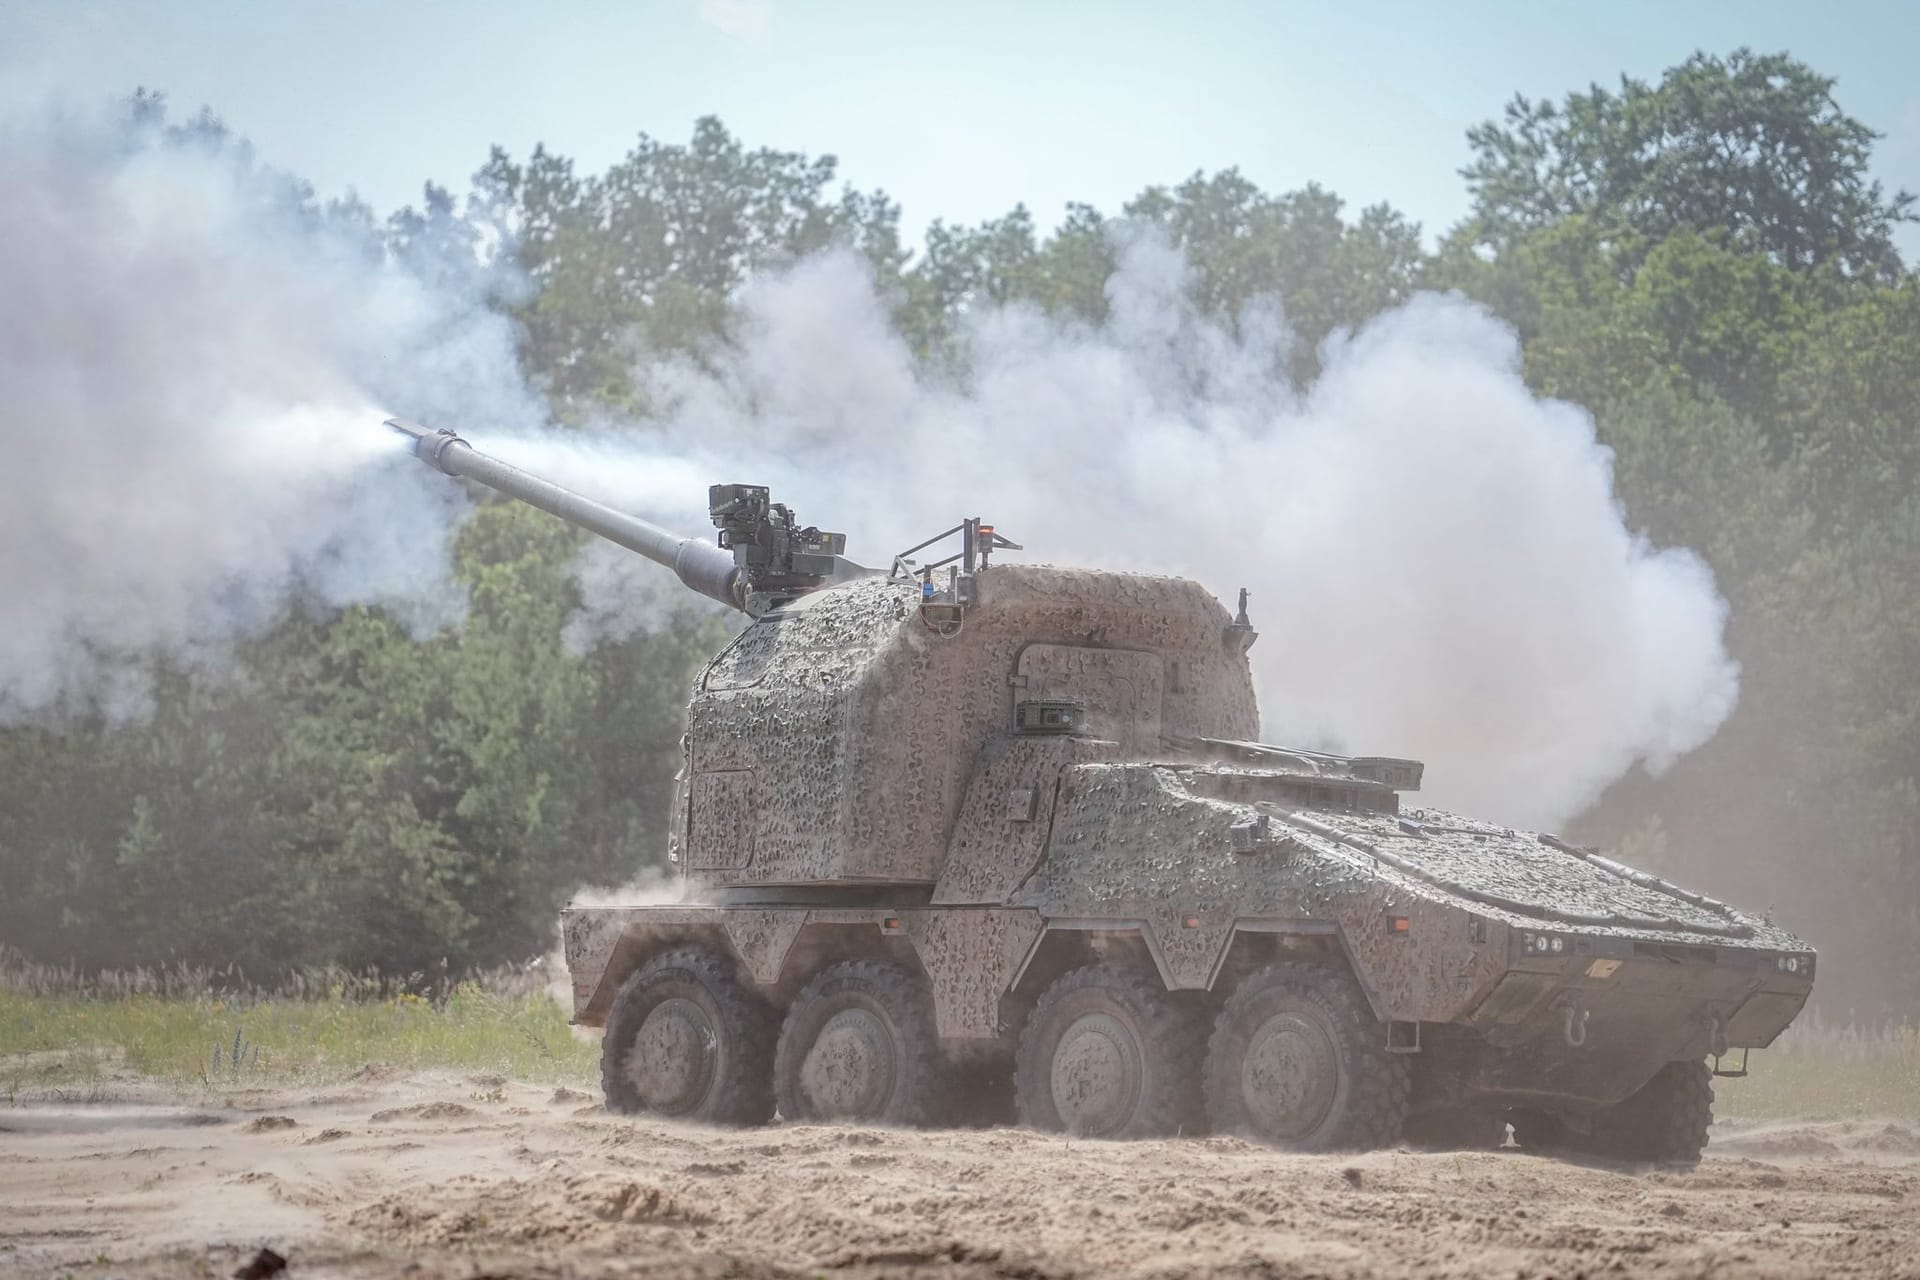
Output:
[392, 418, 1815, 1159]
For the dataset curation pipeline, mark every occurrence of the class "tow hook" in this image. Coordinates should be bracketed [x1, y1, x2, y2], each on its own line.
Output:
[1561, 996, 1590, 1048]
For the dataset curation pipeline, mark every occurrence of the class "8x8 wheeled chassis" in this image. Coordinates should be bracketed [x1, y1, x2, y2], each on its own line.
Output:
[391, 418, 1814, 1159]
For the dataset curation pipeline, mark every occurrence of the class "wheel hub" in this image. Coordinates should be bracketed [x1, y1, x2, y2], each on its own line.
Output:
[1241, 1011, 1339, 1140]
[629, 996, 718, 1115]
[1050, 1011, 1143, 1137]
[799, 1006, 897, 1118]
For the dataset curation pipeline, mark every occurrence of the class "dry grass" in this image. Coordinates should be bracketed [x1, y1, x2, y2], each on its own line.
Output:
[0, 947, 553, 1002]
[0, 949, 594, 1099]
[1716, 1008, 1920, 1121]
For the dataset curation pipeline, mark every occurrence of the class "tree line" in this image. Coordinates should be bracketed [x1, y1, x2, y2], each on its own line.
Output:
[3, 50, 1913, 1013]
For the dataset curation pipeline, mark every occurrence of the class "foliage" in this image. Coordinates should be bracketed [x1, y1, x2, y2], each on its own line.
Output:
[896, 174, 1422, 381]
[900, 203, 1114, 357]
[1126, 175, 1424, 379]
[0, 504, 721, 976]
[474, 116, 904, 414]
[1459, 48, 1914, 280]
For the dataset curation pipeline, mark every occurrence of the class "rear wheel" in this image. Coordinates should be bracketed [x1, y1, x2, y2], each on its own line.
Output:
[1015, 964, 1206, 1138]
[774, 961, 946, 1126]
[1204, 963, 1409, 1151]
[1588, 1060, 1713, 1165]
[601, 947, 776, 1125]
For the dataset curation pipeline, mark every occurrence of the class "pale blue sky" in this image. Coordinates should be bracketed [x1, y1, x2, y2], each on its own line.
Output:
[13, 1, 1920, 258]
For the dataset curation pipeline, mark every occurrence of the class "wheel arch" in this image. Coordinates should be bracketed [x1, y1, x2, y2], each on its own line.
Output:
[1214, 922, 1394, 1021]
[1005, 918, 1382, 1011]
[573, 920, 735, 1028]
[1009, 921, 1159, 989]
[571, 908, 977, 1032]
[767, 920, 926, 1008]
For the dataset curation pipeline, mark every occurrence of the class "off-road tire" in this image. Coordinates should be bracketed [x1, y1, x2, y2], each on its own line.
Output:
[774, 960, 947, 1126]
[1015, 964, 1206, 1139]
[600, 947, 776, 1125]
[1203, 963, 1409, 1151]
[1588, 1060, 1713, 1165]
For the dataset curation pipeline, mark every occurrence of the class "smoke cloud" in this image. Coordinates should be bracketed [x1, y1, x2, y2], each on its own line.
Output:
[0, 100, 532, 717]
[4, 98, 1738, 829]
[499, 240, 1740, 828]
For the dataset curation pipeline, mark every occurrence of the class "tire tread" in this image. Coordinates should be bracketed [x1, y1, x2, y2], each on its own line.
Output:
[599, 946, 775, 1125]
[1591, 1060, 1713, 1165]
[1203, 962, 1409, 1151]
[1015, 963, 1207, 1138]
[774, 959, 947, 1126]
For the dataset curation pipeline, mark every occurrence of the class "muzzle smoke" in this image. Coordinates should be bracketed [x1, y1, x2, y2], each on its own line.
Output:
[3, 101, 1738, 828]
[500, 244, 1741, 828]
[0, 101, 532, 717]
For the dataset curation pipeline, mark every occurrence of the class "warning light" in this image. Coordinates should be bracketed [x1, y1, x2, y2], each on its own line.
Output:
[1390, 916, 1410, 934]
[1182, 915, 1201, 929]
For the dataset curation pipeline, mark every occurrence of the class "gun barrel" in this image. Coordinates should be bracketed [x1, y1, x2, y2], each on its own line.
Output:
[385, 418, 742, 611]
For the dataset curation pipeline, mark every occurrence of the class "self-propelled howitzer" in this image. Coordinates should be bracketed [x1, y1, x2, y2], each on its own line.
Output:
[392, 416, 1814, 1162]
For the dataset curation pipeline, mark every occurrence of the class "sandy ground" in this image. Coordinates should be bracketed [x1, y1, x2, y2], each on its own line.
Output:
[3, 1072, 1918, 1280]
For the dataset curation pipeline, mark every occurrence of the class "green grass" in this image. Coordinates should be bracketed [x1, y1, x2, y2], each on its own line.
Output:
[1714, 1020, 1920, 1122]
[0, 984, 596, 1099]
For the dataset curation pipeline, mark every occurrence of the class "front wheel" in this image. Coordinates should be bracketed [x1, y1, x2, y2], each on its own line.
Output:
[1587, 1061, 1713, 1165]
[600, 947, 776, 1124]
[1203, 963, 1409, 1151]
